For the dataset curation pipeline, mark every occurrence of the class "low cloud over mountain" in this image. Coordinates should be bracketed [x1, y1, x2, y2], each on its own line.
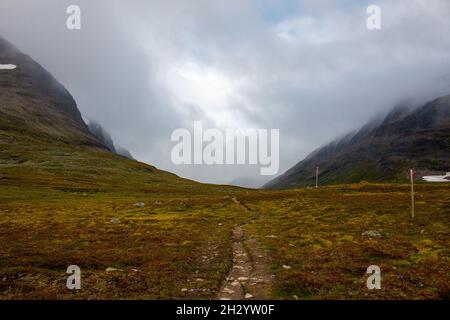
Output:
[1, 0, 450, 184]
[265, 95, 450, 189]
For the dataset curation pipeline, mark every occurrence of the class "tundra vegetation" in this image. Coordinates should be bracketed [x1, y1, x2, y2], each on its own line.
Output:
[0, 138, 448, 299]
[0, 36, 448, 300]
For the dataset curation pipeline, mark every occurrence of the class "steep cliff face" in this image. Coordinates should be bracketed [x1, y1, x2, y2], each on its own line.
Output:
[0, 36, 105, 149]
[0, 36, 188, 192]
[265, 95, 450, 189]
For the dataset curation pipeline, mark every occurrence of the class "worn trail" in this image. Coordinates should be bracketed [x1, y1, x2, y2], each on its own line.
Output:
[217, 198, 272, 300]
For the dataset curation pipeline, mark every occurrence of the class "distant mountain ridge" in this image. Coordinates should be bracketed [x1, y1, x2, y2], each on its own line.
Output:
[87, 120, 135, 160]
[265, 95, 450, 189]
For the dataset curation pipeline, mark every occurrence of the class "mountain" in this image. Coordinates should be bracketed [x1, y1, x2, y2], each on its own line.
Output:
[265, 95, 450, 189]
[0, 36, 196, 193]
[87, 120, 135, 160]
[115, 145, 135, 160]
[0, 37, 105, 149]
[87, 120, 117, 153]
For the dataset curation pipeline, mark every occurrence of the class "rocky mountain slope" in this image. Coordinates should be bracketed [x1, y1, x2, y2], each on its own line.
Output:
[0, 37, 105, 148]
[265, 95, 450, 189]
[0, 36, 195, 192]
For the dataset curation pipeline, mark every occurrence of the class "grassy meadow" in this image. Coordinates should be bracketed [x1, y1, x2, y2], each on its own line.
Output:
[0, 136, 449, 299]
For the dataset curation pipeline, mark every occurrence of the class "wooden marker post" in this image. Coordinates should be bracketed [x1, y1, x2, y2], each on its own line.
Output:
[316, 167, 319, 188]
[410, 169, 415, 219]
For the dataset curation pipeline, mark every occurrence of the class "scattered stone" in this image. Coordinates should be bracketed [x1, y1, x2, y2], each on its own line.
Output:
[420, 229, 426, 234]
[110, 217, 121, 224]
[362, 230, 382, 238]
[189, 288, 210, 292]
[244, 293, 253, 299]
[265, 235, 277, 238]
[282, 265, 292, 270]
[222, 287, 235, 294]
[293, 295, 299, 300]
[154, 201, 162, 205]
[231, 280, 240, 287]
[105, 267, 123, 272]
[131, 269, 139, 272]
[220, 298, 230, 300]
[218, 223, 224, 226]
[181, 288, 188, 292]
[133, 202, 145, 208]
[233, 266, 244, 270]
[195, 278, 204, 282]
[238, 277, 249, 281]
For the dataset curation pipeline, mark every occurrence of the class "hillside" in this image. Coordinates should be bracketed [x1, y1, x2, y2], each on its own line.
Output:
[0, 37, 103, 148]
[0, 36, 203, 195]
[265, 95, 450, 189]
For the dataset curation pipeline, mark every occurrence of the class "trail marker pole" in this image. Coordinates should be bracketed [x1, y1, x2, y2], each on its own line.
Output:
[410, 169, 415, 219]
[316, 167, 319, 188]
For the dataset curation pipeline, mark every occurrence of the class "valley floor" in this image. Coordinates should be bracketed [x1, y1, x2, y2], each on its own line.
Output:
[0, 183, 449, 299]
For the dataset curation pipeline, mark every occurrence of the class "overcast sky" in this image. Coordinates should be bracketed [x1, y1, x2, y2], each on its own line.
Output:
[1, 0, 450, 187]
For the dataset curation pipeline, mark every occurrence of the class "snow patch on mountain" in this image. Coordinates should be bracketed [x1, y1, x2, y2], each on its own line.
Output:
[0, 64, 17, 70]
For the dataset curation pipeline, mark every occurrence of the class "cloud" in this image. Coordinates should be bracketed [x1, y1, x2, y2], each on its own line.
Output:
[1, 0, 449, 186]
